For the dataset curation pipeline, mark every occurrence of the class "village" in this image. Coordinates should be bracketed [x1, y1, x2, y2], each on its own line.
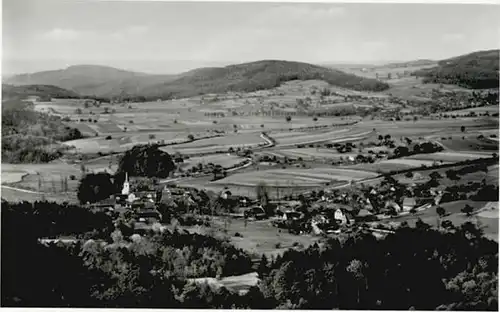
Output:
[87, 164, 448, 241]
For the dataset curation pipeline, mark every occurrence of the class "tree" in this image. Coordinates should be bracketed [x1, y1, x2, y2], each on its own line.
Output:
[461, 204, 474, 217]
[429, 171, 443, 181]
[212, 165, 223, 181]
[445, 170, 460, 183]
[461, 126, 466, 133]
[187, 134, 195, 141]
[77, 172, 114, 204]
[436, 206, 446, 218]
[258, 254, 269, 278]
[346, 259, 366, 306]
[117, 144, 175, 178]
[286, 116, 292, 123]
[256, 182, 270, 214]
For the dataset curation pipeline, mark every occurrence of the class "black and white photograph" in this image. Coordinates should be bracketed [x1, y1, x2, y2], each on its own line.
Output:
[1, 0, 499, 309]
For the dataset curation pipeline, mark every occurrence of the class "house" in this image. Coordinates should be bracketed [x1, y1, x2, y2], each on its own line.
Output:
[384, 201, 402, 213]
[91, 197, 117, 210]
[357, 208, 374, 219]
[221, 190, 232, 199]
[334, 208, 348, 225]
[136, 208, 162, 224]
[402, 197, 417, 212]
[244, 206, 267, 219]
[283, 211, 304, 221]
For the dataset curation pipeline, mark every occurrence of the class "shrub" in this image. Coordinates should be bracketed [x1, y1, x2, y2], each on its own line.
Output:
[105, 135, 112, 140]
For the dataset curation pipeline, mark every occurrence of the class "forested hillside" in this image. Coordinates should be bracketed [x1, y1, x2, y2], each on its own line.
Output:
[414, 50, 499, 89]
[1, 100, 83, 163]
[2, 84, 81, 101]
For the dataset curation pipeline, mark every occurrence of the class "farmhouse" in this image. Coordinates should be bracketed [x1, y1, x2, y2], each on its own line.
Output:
[90, 197, 117, 210]
[334, 208, 350, 225]
[384, 201, 402, 213]
[244, 206, 267, 219]
[136, 208, 162, 224]
[402, 197, 417, 212]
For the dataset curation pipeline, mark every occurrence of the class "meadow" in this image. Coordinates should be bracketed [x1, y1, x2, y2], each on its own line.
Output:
[211, 167, 377, 188]
[386, 200, 498, 241]
[180, 154, 246, 170]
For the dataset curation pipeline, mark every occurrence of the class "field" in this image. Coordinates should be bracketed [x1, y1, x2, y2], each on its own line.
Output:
[1, 162, 82, 194]
[171, 217, 322, 258]
[344, 158, 441, 174]
[180, 154, 246, 170]
[64, 131, 201, 154]
[259, 148, 358, 161]
[387, 200, 499, 241]
[212, 167, 377, 188]
[407, 151, 494, 163]
[445, 105, 499, 116]
[161, 132, 267, 155]
[271, 128, 372, 146]
[435, 136, 499, 152]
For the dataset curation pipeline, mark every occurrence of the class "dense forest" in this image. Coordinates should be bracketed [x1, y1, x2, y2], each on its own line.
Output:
[1, 200, 498, 309]
[1, 100, 83, 163]
[414, 49, 499, 89]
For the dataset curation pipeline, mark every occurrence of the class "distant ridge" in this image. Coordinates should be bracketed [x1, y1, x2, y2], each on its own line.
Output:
[414, 49, 499, 89]
[5, 60, 390, 99]
[381, 59, 436, 68]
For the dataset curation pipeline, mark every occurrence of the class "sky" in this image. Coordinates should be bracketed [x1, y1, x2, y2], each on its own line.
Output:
[2, 0, 500, 74]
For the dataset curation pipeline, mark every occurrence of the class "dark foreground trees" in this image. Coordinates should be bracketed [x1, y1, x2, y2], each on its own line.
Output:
[259, 224, 498, 310]
[77, 172, 115, 204]
[1, 199, 498, 310]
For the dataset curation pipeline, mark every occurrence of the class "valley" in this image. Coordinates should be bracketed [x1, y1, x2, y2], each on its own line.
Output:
[2, 46, 499, 309]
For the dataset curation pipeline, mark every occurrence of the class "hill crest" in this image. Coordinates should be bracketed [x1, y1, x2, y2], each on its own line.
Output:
[5, 60, 390, 99]
[414, 49, 499, 89]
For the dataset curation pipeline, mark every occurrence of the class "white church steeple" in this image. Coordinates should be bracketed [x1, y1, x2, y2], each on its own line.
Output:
[121, 172, 130, 195]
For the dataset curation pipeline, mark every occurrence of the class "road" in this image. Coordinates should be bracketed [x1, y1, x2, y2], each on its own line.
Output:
[1, 185, 43, 194]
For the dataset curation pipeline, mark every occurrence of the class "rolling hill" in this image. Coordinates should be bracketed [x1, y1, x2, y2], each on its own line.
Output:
[5, 65, 177, 97]
[141, 60, 390, 97]
[414, 49, 499, 89]
[5, 60, 389, 99]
